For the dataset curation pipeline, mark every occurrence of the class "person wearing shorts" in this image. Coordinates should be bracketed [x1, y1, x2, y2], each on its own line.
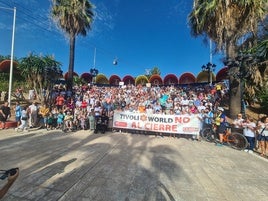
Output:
[215, 107, 226, 144]
[257, 116, 268, 156]
[0, 102, 11, 129]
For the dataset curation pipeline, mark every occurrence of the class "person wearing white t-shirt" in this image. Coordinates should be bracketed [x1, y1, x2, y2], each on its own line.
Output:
[15, 106, 29, 131]
[232, 113, 244, 133]
[180, 96, 189, 107]
[242, 116, 256, 153]
[28, 102, 38, 128]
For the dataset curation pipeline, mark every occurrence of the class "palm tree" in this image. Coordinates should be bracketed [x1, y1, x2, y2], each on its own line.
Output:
[244, 36, 268, 104]
[51, 0, 94, 90]
[188, 0, 267, 118]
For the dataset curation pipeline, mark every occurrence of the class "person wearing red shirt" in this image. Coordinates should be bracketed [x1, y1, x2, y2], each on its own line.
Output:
[56, 94, 65, 110]
[81, 100, 88, 109]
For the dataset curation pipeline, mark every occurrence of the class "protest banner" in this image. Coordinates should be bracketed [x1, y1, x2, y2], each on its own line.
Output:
[113, 111, 201, 135]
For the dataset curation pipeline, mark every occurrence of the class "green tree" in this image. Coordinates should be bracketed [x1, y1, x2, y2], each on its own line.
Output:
[242, 16, 268, 105]
[145, 67, 161, 79]
[73, 75, 86, 86]
[150, 67, 161, 76]
[188, 0, 267, 118]
[243, 39, 268, 104]
[259, 89, 268, 113]
[0, 55, 12, 62]
[18, 53, 62, 103]
[51, 0, 94, 90]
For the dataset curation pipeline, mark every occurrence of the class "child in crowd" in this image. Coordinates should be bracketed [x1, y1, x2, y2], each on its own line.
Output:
[57, 110, 64, 129]
[88, 110, 95, 130]
[78, 110, 87, 130]
[64, 111, 73, 131]
[47, 112, 54, 130]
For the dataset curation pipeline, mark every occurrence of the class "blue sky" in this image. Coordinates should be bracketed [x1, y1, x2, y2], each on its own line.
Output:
[0, 0, 225, 79]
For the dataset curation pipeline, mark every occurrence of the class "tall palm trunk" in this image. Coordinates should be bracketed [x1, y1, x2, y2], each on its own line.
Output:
[226, 39, 241, 118]
[229, 75, 242, 118]
[67, 33, 75, 90]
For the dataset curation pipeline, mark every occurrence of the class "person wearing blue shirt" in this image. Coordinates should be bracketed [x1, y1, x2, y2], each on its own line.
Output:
[14, 101, 22, 127]
[203, 107, 214, 128]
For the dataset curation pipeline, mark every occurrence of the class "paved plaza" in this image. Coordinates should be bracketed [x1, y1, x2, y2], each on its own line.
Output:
[0, 129, 267, 201]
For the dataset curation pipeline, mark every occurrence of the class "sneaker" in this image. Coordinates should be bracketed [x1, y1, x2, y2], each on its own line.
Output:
[216, 143, 223, 147]
[15, 128, 18, 132]
[244, 149, 249, 152]
[248, 150, 253, 154]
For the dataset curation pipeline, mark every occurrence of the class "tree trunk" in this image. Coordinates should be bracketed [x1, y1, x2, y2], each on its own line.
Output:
[229, 72, 242, 119]
[67, 33, 75, 90]
[226, 39, 241, 119]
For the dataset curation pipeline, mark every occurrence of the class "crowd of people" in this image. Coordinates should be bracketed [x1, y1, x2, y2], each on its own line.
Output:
[0, 82, 268, 156]
[0, 81, 268, 199]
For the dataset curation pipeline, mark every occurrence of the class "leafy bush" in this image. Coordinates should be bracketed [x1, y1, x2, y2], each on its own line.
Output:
[259, 89, 268, 114]
[0, 73, 9, 91]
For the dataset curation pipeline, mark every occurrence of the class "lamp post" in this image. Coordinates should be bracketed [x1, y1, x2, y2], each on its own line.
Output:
[90, 48, 98, 84]
[224, 53, 258, 117]
[90, 68, 98, 84]
[201, 62, 216, 85]
[0, 6, 16, 106]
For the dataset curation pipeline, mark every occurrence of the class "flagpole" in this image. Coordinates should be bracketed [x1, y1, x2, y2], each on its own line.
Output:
[8, 7, 16, 106]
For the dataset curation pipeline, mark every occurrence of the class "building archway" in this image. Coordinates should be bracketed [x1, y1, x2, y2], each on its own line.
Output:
[135, 75, 149, 86]
[109, 74, 121, 86]
[81, 73, 92, 83]
[122, 75, 135, 85]
[149, 74, 163, 86]
[64, 72, 79, 80]
[178, 72, 196, 84]
[0, 59, 19, 73]
[196, 71, 216, 83]
[95, 74, 109, 84]
[163, 74, 178, 85]
[216, 67, 228, 81]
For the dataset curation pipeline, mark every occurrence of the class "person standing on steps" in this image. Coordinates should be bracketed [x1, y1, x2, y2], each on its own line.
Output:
[242, 116, 256, 154]
[15, 106, 29, 132]
[28, 102, 38, 128]
[257, 116, 268, 157]
[215, 107, 227, 145]
[232, 113, 244, 132]
[14, 101, 22, 127]
[0, 101, 11, 129]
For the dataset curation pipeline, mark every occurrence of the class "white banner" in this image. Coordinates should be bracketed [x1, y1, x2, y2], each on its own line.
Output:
[113, 111, 201, 135]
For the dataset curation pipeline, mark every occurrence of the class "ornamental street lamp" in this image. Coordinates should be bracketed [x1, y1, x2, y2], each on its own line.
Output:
[201, 62, 216, 85]
[90, 68, 98, 84]
[90, 47, 99, 84]
[224, 53, 258, 117]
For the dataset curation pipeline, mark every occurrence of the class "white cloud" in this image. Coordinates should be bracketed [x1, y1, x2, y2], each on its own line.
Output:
[90, 1, 116, 38]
